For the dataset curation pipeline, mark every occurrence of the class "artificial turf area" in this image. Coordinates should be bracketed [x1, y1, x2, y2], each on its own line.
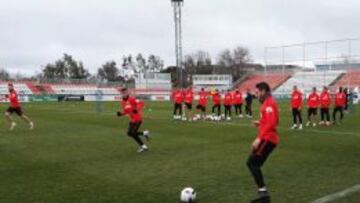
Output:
[0, 101, 359, 203]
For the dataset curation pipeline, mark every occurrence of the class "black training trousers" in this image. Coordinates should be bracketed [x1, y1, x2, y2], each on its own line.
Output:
[212, 104, 221, 116]
[247, 140, 276, 188]
[173, 103, 182, 115]
[127, 121, 144, 146]
[333, 106, 344, 122]
[292, 108, 303, 124]
[320, 108, 330, 122]
[234, 104, 243, 115]
[224, 105, 232, 118]
[246, 102, 252, 116]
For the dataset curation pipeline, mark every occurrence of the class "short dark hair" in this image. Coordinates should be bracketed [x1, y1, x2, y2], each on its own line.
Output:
[121, 87, 128, 92]
[256, 82, 271, 93]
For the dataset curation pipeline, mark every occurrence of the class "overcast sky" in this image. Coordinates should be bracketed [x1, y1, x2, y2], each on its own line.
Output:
[1, 0, 360, 75]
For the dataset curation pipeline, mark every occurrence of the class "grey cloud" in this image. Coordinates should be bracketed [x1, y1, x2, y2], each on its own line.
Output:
[1, 0, 359, 75]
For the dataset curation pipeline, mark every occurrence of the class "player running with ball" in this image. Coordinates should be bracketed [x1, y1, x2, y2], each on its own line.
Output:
[247, 82, 279, 203]
[117, 88, 150, 153]
[5, 83, 34, 131]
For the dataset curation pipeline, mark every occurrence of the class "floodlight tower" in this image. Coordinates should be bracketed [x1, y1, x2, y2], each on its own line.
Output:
[171, 0, 184, 87]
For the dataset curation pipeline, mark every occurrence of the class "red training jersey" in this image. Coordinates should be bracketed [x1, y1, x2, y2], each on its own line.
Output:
[307, 92, 319, 108]
[291, 90, 302, 109]
[198, 91, 208, 107]
[212, 92, 221, 105]
[184, 90, 193, 104]
[120, 96, 143, 122]
[172, 90, 184, 104]
[233, 92, 243, 105]
[223, 92, 233, 106]
[258, 96, 279, 145]
[335, 92, 346, 107]
[8, 91, 20, 108]
[319, 91, 331, 108]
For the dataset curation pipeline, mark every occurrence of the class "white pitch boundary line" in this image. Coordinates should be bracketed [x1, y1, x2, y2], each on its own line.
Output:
[310, 184, 360, 203]
[221, 122, 360, 137]
[30, 108, 360, 137]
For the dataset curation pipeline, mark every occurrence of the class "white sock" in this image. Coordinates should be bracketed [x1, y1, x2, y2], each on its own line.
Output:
[258, 187, 267, 192]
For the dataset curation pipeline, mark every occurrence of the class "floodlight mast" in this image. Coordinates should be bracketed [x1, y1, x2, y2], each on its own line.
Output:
[171, 0, 184, 88]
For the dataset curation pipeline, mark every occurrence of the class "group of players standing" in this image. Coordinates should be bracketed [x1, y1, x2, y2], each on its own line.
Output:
[290, 85, 347, 130]
[172, 87, 255, 121]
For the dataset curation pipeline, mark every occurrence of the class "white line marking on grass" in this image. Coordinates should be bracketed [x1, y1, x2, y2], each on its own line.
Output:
[221, 122, 360, 137]
[311, 184, 360, 203]
[36, 109, 360, 137]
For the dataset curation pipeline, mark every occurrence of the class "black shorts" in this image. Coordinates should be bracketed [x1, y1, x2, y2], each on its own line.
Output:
[308, 108, 317, 116]
[196, 104, 206, 112]
[6, 107, 23, 116]
[185, 103, 192, 110]
[127, 121, 142, 136]
[251, 140, 276, 159]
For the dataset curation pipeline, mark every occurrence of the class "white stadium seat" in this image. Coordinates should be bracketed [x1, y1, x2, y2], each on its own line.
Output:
[274, 71, 344, 95]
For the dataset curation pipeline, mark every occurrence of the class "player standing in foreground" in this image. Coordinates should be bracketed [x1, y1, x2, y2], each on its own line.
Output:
[117, 88, 150, 153]
[196, 88, 208, 120]
[333, 86, 346, 125]
[223, 89, 233, 120]
[306, 87, 319, 127]
[247, 82, 279, 203]
[319, 86, 331, 126]
[233, 90, 244, 118]
[5, 83, 34, 131]
[172, 88, 184, 120]
[184, 86, 194, 121]
[211, 89, 222, 120]
[245, 88, 254, 118]
[290, 86, 303, 130]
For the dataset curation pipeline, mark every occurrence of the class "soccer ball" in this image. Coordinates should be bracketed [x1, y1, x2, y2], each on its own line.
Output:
[180, 187, 196, 203]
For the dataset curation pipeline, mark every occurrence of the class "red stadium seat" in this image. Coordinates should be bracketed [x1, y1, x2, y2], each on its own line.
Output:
[236, 72, 291, 92]
[333, 70, 360, 88]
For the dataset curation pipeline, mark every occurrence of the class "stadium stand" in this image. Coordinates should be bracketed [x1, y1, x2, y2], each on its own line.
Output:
[25, 82, 41, 95]
[50, 84, 119, 95]
[332, 70, 360, 88]
[274, 71, 344, 95]
[0, 82, 35, 95]
[40, 84, 56, 94]
[192, 74, 233, 91]
[236, 72, 291, 92]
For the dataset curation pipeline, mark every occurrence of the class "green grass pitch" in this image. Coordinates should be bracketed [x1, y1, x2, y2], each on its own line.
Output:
[0, 101, 359, 203]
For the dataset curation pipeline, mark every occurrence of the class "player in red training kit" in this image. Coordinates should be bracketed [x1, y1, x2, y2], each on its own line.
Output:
[172, 89, 184, 120]
[211, 89, 222, 119]
[306, 87, 320, 127]
[5, 83, 34, 131]
[247, 82, 279, 203]
[196, 88, 208, 120]
[223, 89, 233, 120]
[319, 86, 331, 126]
[184, 86, 194, 121]
[233, 90, 244, 118]
[290, 86, 303, 130]
[117, 88, 150, 153]
[333, 86, 346, 124]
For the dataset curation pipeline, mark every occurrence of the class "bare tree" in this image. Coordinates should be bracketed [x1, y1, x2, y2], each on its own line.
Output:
[184, 50, 212, 75]
[217, 46, 252, 80]
[97, 61, 119, 82]
[0, 68, 10, 80]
